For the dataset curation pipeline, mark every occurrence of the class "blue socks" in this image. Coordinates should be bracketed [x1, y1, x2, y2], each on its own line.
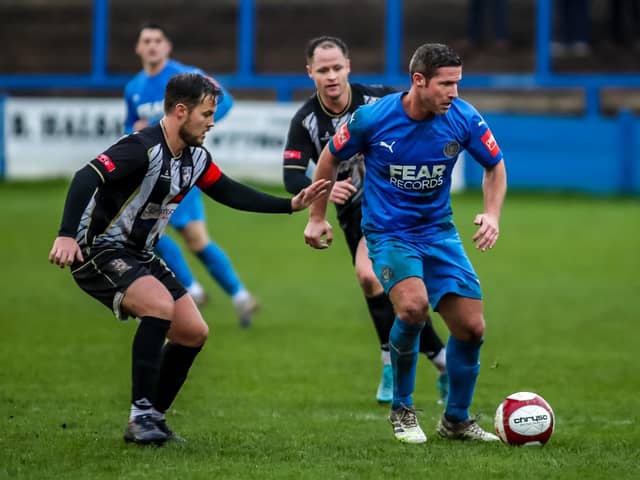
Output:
[389, 318, 424, 409]
[196, 242, 243, 296]
[445, 335, 482, 423]
[155, 235, 195, 288]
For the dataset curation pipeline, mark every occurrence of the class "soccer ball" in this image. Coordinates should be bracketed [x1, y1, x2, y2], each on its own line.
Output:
[494, 392, 554, 446]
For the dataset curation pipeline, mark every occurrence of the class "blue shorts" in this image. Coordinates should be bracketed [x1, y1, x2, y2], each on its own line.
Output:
[366, 230, 482, 311]
[169, 188, 206, 229]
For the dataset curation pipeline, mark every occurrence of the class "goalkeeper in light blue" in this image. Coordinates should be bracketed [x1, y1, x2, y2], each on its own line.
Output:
[304, 43, 506, 444]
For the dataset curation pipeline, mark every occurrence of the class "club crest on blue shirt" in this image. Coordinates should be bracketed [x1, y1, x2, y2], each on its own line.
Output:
[443, 141, 460, 158]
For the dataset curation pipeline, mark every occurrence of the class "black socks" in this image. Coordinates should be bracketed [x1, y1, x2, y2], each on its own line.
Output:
[131, 316, 171, 408]
[154, 342, 203, 414]
[365, 293, 396, 348]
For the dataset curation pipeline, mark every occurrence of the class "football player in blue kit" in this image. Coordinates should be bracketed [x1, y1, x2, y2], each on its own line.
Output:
[305, 43, 507, 444]
[283, 36, 449, 405]
[125, 23, 258, 326]
[49, 73, 330, 444]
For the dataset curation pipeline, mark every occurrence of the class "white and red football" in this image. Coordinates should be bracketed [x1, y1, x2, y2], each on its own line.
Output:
[494, 392, 555, 446]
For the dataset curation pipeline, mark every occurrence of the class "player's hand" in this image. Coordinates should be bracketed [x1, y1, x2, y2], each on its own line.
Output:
[472, 213, 500, 252]
[291, 179, 331, 211]
[133, 119, 149, 132]
[48, 236, 84, 268]
[329, 177, 357, 205]
[304, 218, 333, 249]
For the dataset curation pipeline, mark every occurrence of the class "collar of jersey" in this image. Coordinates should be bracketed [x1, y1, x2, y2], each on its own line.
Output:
[159, 120, 183, 159]
[317, 84, 352, 118]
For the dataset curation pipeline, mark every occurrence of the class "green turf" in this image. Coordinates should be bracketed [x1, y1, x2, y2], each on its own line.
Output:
[1, 180, 639, 479]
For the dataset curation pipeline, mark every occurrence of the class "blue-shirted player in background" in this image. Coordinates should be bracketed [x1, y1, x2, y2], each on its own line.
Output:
[125, 23, 258, 327]
[305, 43, 506, 444]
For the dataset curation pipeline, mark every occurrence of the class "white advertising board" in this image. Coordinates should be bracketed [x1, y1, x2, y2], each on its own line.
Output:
[4, 98, 298, 182]
[203, 101, 299, 182]
[5, 98, 126, 179]
[3, 97, 464, 190]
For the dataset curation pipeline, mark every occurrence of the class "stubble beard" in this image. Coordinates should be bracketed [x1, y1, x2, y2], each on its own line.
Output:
[179, 124, 203, 147]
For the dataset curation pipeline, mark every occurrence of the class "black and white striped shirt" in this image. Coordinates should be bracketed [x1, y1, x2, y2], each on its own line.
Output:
[282, 83, 396, 218]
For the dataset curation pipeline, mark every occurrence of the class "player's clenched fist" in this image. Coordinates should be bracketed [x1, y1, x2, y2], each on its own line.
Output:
[304, 219, 333, 249]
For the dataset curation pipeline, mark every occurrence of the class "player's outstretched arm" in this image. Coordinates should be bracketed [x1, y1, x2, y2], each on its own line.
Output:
[202, 174, 329, 214]
[291, 179, 332, 211]
[472, 159, 507, 251]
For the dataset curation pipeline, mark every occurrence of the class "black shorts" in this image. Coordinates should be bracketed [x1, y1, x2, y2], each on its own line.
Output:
[71, 247, 187, 320]
[337, 206, 363, 265]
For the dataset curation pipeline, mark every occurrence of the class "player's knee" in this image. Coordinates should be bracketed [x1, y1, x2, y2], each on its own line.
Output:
[184, 235, 207, 253]
[191, 322, 209, 347]
[181, 223, 208, 252]
[465, 317, 485, 342]
[154, 297, 176, 320]
[396, 299, 430, 324]
[179, 320, 208, 347]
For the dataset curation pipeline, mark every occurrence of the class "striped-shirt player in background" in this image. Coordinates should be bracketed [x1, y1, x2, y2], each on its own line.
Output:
[283, 36, 449, 406]
[305, 43, 507, 444]
[125, 23, 258, 327]
[49, 72, 330, 445]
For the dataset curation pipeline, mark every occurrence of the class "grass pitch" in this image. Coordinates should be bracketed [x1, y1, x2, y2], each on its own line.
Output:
[1, 180, 639, 479]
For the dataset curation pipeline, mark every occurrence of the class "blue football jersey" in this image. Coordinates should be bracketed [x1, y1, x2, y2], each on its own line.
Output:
[124, 59, 233, 134]
[328, 92, 503, 241]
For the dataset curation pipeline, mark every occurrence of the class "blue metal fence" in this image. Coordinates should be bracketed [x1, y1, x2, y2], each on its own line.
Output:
[1, 0, 639, 191]
[0, 0, 639, 115]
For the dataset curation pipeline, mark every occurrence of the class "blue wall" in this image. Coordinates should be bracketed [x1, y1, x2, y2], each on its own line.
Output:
[465, 112, 640, 194]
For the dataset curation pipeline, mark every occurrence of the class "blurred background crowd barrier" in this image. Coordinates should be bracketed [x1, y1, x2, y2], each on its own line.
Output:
[0, 0, 638, 193]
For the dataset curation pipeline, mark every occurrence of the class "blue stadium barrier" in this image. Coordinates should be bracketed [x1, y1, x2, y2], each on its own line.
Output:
[0, 0, 639, 113]
[0, 96, 5, 178]
[0, 0, 638, 193]
[464, 111, 640, 194]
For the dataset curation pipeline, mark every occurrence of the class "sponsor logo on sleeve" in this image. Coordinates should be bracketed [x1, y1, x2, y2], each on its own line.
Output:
[96, 153, 116, 172]
[481, 129, 500, 158]
[283, 150, 302, 160]
[332, 123, 351, 151]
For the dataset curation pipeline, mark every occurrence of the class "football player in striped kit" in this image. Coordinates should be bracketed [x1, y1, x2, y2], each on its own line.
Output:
[50, 73, 330, 444]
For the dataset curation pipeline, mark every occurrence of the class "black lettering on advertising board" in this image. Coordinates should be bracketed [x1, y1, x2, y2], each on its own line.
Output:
[11, 113, 30, 137]
[40, 112, 123, 139]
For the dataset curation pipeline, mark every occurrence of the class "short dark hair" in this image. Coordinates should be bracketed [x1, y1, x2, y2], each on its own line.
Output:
[409, 43, 462, 81]
[164, 73, 222, 113]
[137, 22, 171, 42]
[305, 36, 349, 63]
